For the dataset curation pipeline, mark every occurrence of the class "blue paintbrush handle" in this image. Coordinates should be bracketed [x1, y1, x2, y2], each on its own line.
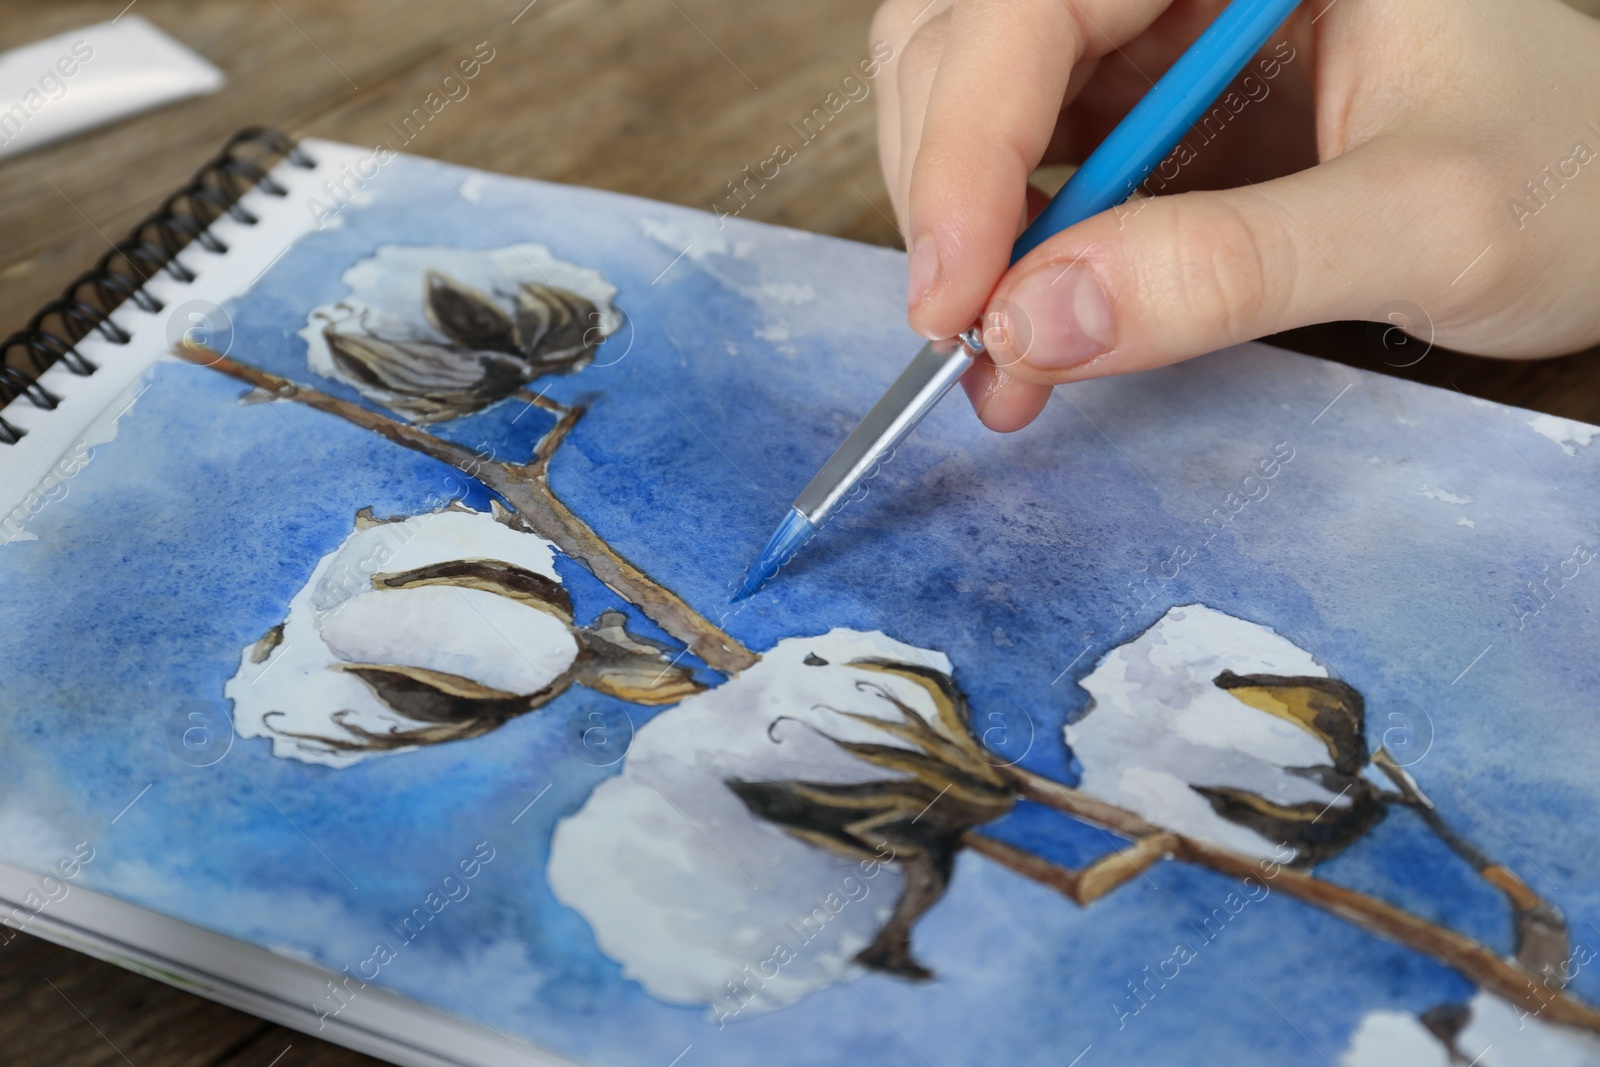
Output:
[1011, 0, 1303, 265]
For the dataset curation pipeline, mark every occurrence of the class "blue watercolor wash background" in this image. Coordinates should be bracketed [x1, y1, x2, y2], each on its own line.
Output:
[0, 150, 1598, 1066]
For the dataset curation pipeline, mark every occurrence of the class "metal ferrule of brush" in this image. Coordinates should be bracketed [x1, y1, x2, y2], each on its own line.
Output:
[792, 325, 987, 528]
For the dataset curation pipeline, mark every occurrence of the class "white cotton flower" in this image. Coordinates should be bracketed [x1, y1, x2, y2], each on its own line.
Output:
[1341, 990, 1600, 1067]
[228, 505, 578, 767]
[547, 629, 953, 1019]
[299, 244, 623, 423]
[1067, 604, 1379, 862]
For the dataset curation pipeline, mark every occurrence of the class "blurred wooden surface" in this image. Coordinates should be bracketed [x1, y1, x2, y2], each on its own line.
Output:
[0, 1, 1598, 1065]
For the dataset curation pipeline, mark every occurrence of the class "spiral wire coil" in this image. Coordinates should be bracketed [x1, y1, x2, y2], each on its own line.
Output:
[0, 127, 317, 445]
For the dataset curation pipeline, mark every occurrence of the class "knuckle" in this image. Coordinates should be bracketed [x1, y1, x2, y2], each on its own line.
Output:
[1160, 196, 1289, 344]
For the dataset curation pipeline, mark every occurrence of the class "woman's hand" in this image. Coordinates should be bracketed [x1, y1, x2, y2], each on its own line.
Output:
[871, 0, 1600, 430]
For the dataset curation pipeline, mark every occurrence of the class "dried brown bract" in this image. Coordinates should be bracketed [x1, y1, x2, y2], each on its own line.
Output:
[729, 659, 1015, 979]
[324, 272, 607, 423]
[323, 328, 531, 424]
[1195, 671, 1387, 866]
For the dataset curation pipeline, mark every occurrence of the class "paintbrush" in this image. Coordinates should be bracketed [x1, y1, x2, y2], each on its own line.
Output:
[734, 0, 1304, 601]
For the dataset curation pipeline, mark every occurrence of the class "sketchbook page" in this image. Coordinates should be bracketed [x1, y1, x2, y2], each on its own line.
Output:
[2, 136, 1600, 1067]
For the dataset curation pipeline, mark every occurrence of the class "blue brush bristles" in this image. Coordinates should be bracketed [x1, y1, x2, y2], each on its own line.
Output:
[733, 507, 815, 601]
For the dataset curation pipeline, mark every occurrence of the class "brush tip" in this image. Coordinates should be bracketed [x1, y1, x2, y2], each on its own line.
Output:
[733, 508, 815, 601]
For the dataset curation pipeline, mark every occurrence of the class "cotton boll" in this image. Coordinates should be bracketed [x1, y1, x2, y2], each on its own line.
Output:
[547, 630, 951, 1017]
[300, 244, 623, 423]
[1448, 993, 1600, 1066]
[1338, 1009, 1455, 1067]
[1067, 604, 1369, 862]
[1340, 991, 1600, 1066]
[229, 505, 576, 766]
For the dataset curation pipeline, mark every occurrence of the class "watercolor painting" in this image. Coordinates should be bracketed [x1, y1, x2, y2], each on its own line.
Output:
[1, 146, 1599, 1067]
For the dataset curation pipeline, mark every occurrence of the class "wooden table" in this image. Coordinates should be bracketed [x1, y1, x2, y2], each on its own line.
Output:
[0, 2, 1596, 1064]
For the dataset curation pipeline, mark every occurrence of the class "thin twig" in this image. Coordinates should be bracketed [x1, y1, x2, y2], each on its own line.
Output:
[1373, 747, 1570, 988]
[963, 831, 1090, 900]
[963, 830, 1175, 905]
[514, 387, 580, 466]
[1374, 749, 1515, 887]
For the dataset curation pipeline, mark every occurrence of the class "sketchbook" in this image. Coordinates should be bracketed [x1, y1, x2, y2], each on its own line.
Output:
[1, 129, 1598, 1067]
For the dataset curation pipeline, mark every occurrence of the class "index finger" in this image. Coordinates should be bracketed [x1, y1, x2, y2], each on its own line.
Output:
[905, 0, 1180, 339]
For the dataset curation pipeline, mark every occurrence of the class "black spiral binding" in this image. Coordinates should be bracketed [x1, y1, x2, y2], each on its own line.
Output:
[0, 127, 318, 445]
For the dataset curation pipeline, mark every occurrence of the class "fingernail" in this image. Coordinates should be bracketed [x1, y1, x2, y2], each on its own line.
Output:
[1010, 263, 1113, 371]
[907, 234, 939, 311]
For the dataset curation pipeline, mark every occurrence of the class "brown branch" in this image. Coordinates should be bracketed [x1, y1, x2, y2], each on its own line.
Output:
[964, 830, 1175, 906]
[963, 832, 1089, 900]
[176, 344, 757, 674]
[997, 764, 1600, 1035]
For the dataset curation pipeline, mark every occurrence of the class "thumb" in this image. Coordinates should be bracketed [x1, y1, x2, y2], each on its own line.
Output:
[982, 140, 1464, 384]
